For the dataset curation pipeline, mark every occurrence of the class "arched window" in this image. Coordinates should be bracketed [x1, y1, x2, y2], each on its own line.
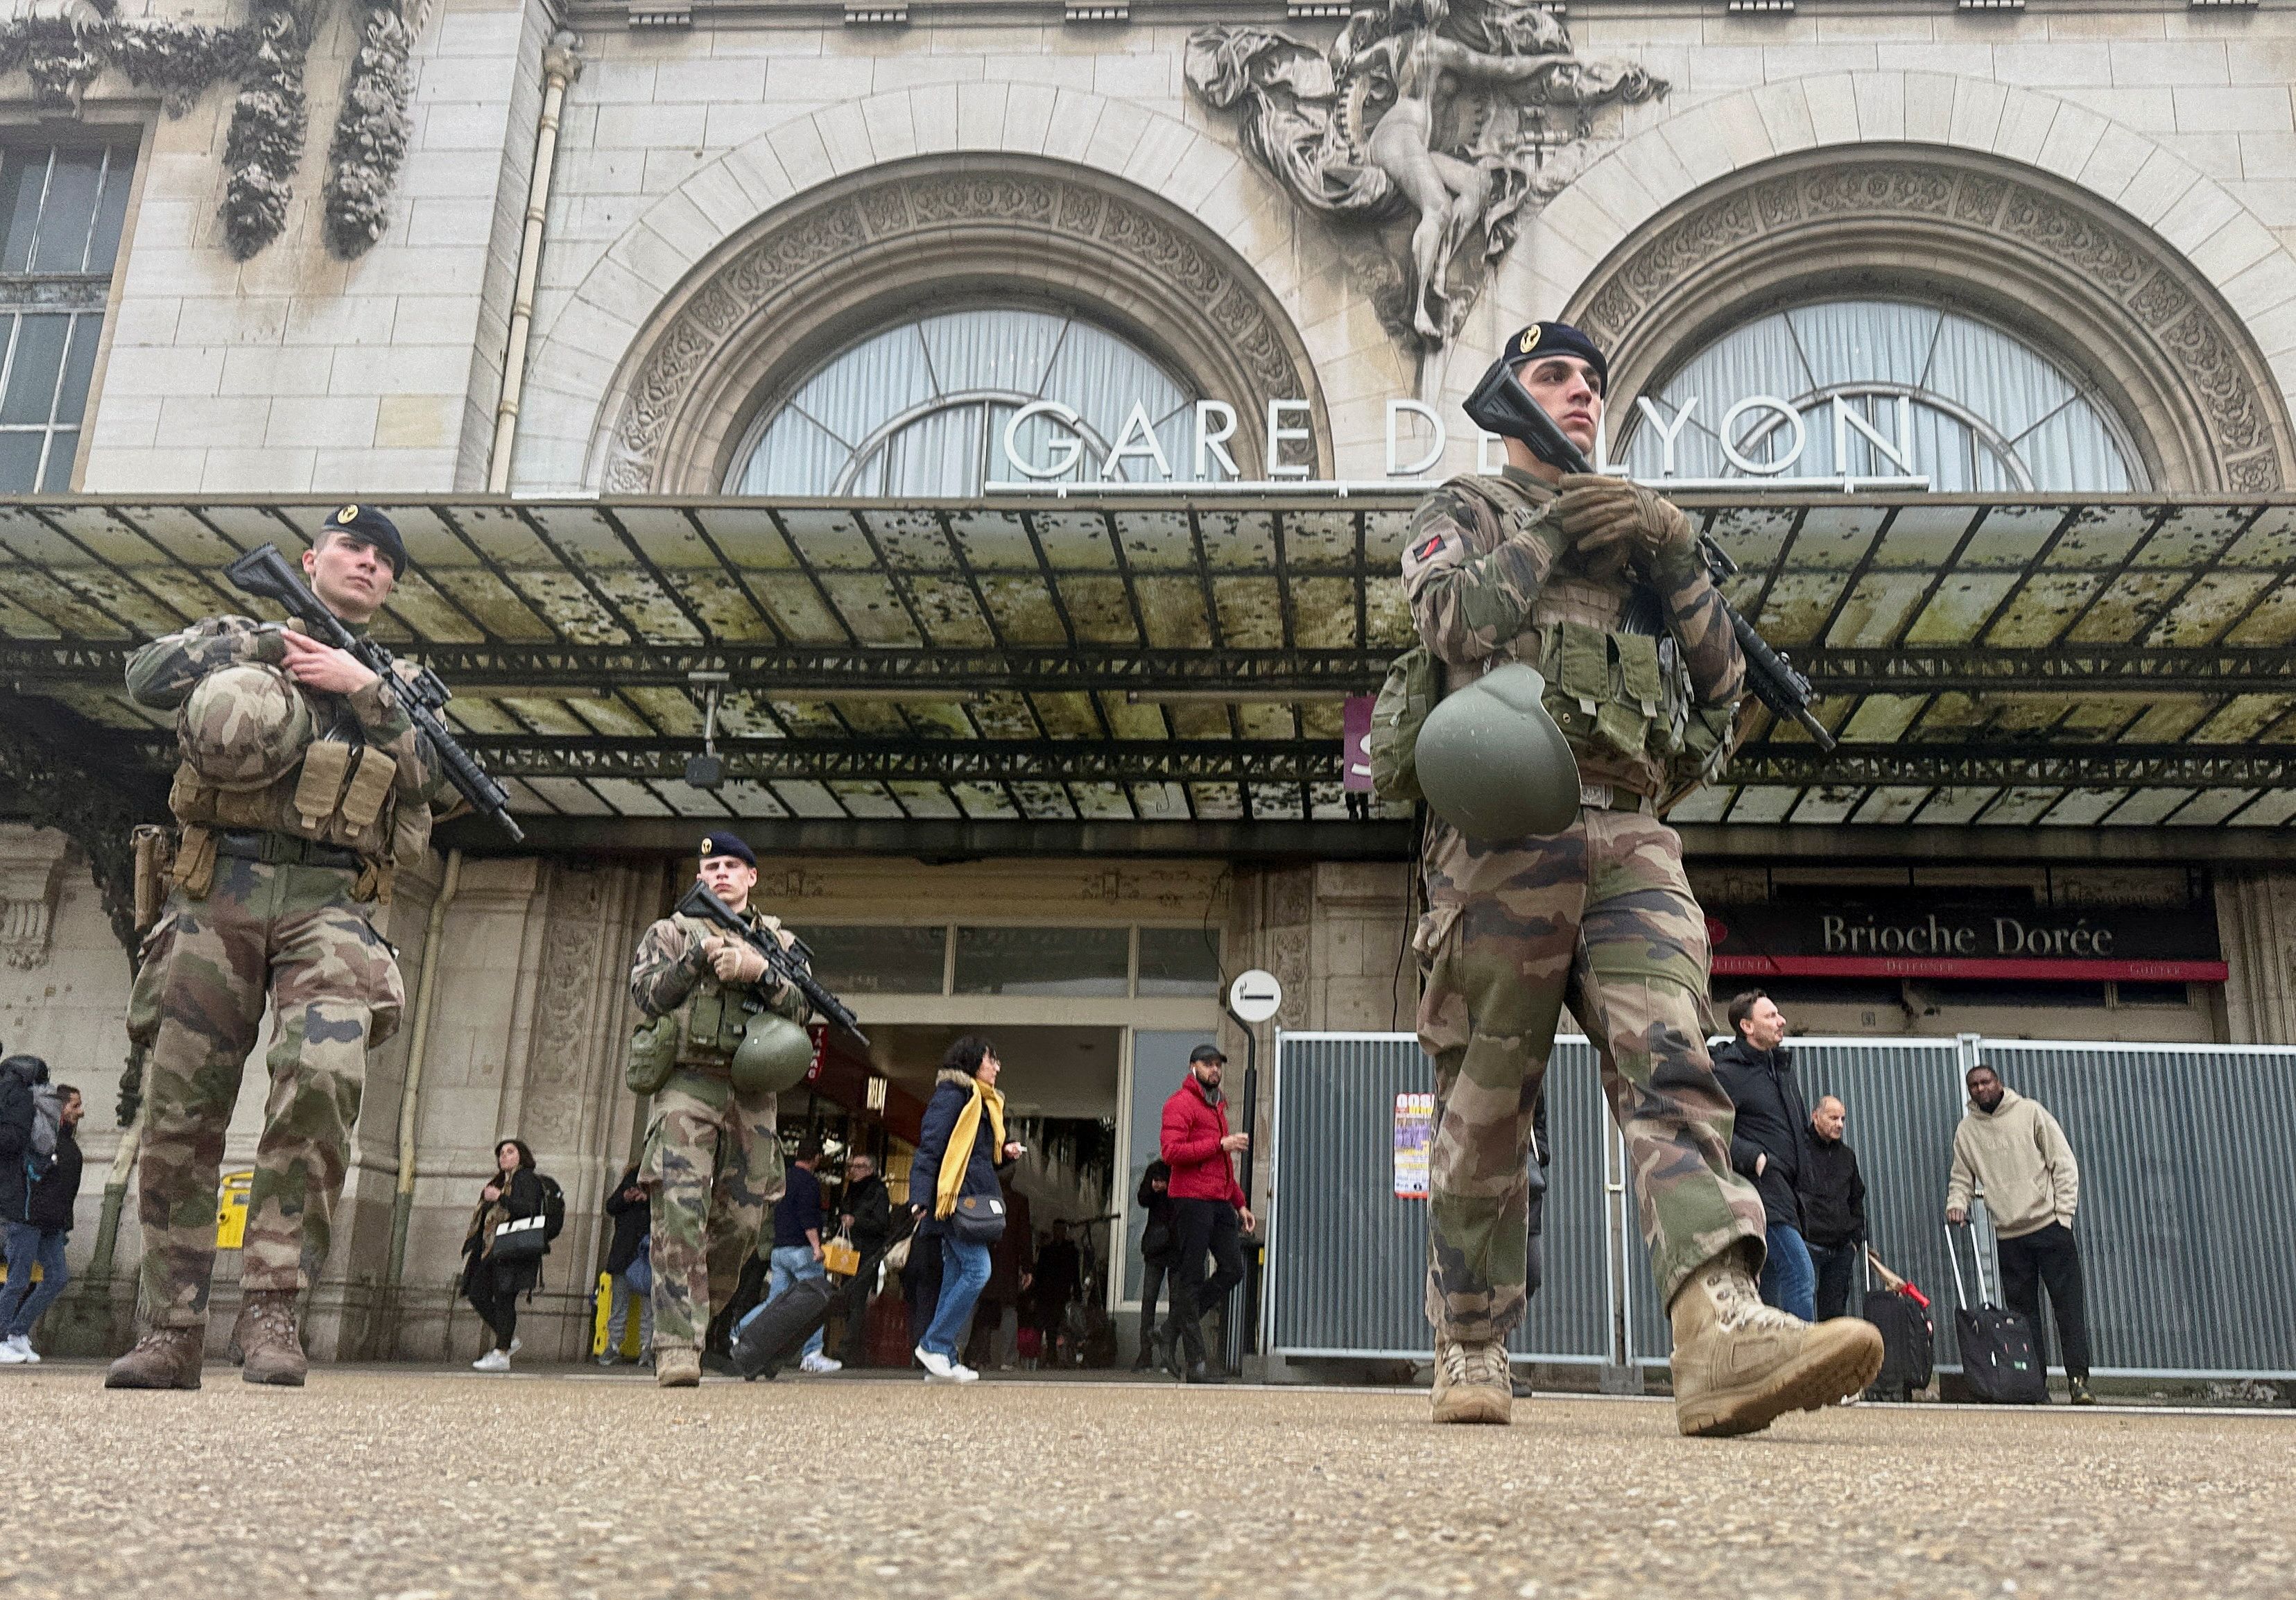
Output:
[730, 306, 1202, 497]
[1613, 300, 2145, 492]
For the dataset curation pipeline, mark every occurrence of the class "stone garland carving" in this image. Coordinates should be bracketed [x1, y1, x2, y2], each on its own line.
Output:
[0, 832, 67, 972]
[1184, 0, 1664, 352]
[604, 170, 1313, 493]
[0, 3, 415, 262]
[320, 0, 415, 259]
[1578, 160, 2288, 494]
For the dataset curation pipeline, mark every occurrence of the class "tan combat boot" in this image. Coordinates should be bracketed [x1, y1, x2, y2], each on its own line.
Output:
[656, 1345, 702, 1387]
[1668, 1250, 1883, 1438]
[1430, 1335, 1512, 1425]
[104, 1327, 205, 1390]
[233, 1291, 309, 1386]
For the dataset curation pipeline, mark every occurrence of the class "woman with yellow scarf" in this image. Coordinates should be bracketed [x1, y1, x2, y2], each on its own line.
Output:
[906, 1035, 1024, 1383]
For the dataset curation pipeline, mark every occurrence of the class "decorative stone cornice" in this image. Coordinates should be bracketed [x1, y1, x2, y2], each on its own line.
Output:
[0, 825, 69, 972]
[1570, 148, 2294, 494]
[600, 155, 1322, 494]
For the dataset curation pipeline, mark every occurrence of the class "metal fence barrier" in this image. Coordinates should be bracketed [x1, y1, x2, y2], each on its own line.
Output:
[1267, 1031, 2296, 1381]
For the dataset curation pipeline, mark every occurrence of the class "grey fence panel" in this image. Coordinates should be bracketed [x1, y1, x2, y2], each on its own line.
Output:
[1625, 1037, 1968, 1365]
[1976, 1042, 2296, 1377]
[1268, 1033, 1609, 1362]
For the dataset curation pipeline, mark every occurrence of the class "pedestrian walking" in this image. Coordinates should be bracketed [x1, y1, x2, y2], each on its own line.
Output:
[597, 1162, 650, 1365]
[1032, 1219, 1082, 1361]
[1711, 991, 1817, 1323]
[907, 1035, 1022, 1383]
[965, 1172, 1032, 1371]
[2, 1074, 83, 1364]
[463, 1138, 544, 1371]
[1947, 1065, 2094, 1404]
[1155, 1043, 1256, 1385]
[1132, 1160, 1177, 1371]
[1799, 1096, 1867, 1323]
[836, 1152, 892, 1368]
[765, 1139, 840, 1374]
[106, 506, 454, 1391]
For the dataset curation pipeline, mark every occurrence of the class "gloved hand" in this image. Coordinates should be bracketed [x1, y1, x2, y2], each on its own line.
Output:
[1553, 474, 1699, 586]
[703, 936, 768, 986]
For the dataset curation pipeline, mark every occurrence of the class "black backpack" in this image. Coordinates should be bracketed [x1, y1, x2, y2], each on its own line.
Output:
[537, 1173, 567, 1247]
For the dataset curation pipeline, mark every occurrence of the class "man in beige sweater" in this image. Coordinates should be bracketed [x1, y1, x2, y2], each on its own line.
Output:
[1946, 1064, 2095, 1404]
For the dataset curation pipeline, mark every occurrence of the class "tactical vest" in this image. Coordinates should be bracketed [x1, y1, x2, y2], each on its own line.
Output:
[666, 910, 786, 1067]
[1372, 474, 1733, 802]
[170, 675, 430, 902]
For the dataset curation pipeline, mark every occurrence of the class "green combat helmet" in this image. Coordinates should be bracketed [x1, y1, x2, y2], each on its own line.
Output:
[732, 1011, 815, 1099]
[1415, 662, 1582, 841]
[177, 662, 313, 791]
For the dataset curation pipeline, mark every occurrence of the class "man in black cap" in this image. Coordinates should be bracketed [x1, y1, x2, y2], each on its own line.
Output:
[1403, 322, 1880, 1433]
[625, 830, 808, 1386]
[1153, 1042, 1256, 1382]
[107, 504, 454, 1391]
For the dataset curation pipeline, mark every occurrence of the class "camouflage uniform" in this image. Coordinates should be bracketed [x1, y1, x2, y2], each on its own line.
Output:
[123, 617, 442, 1327]
[1404, 467, 1766, 1342]
[628, 911, 804, 1352]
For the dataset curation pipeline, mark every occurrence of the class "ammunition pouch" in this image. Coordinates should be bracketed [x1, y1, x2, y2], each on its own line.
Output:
[171, 823, 218, 900]
[1367, 645, 1440, 805]
[627, 1013, 679, 1096]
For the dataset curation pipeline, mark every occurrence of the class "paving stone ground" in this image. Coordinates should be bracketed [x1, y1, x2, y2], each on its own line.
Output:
[2, 1363, 2290, 1600]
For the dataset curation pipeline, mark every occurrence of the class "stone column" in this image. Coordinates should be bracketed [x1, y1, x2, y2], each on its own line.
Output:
[2218, 870, 2296, 1046]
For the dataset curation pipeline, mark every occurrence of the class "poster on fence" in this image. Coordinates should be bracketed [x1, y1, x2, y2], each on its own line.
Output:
[1393, 1092, 1433, 1199]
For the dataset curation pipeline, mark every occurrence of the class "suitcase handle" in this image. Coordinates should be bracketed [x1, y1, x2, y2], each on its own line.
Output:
[1942, 1207, 1996, 1311]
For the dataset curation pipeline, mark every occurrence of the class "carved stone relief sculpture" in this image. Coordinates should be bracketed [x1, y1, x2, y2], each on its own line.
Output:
[1186, 0, 1663, 355]
[0, 0, 415, 260]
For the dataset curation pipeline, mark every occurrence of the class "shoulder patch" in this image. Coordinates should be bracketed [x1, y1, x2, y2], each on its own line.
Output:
[1412, 532, 1449, 562]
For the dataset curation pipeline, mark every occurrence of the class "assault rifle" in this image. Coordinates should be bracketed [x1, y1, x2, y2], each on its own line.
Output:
[1463, 360, 1838, 750]
[675, 879, 870, 1048]
[224, 543, 526, 842]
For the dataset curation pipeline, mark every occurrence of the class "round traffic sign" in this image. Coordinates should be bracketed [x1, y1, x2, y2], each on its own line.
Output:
[1228, 968, 1282, 1024]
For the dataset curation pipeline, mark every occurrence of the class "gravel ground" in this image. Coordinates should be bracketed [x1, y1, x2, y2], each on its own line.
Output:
[2, 1363, 2290, 1600]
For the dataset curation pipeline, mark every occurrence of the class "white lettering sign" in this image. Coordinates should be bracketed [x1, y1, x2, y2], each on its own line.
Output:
[989, 388, 1927, 492]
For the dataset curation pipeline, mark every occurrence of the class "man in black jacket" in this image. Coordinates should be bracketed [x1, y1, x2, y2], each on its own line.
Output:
[1710, 993, 1816, 1323]
[836, 1152, 892, 1368]
[1799, 1096, 1867, 1322]
[3, 1076, 83, 1363]
[598, 1162, 650, 1365]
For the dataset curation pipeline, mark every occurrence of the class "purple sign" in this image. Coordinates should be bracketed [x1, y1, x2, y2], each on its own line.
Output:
[1343, 695, 1375, 792]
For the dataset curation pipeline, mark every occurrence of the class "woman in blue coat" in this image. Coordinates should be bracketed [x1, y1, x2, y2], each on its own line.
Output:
[906, 1035, 1022, 1382]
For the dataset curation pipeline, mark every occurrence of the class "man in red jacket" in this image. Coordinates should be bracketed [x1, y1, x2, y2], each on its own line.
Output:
[1155, 1043, 1258, 1383]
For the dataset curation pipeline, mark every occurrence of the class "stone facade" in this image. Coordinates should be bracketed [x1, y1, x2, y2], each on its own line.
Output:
[25, 0, 2288, 496]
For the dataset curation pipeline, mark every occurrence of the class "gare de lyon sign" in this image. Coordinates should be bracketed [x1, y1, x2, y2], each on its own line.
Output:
[983, 392, 1931, 494]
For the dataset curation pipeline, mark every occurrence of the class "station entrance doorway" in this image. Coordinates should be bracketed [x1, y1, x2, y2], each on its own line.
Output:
[776, 1011, 1222, 1370]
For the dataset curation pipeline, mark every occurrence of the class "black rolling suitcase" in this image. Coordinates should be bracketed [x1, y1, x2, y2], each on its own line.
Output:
[1860, 1247, 1933, 1401]
[730, 1276, 834, 1379]
[1946, 1221, 2046, 1404]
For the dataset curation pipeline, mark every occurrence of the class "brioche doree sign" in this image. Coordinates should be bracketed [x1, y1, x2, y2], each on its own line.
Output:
[1707, 901, 2227, 983]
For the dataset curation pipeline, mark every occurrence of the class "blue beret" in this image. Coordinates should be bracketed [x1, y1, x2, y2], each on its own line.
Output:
[321, 504, 407, 577]
[698, 832, 755, 868]
[1501, 321, 1609, 390]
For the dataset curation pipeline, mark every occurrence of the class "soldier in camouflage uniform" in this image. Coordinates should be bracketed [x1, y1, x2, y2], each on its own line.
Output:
[1406, 323, 1881, 1435]
[107, 506, 448, 1391]
[628, 832, 803, 1387]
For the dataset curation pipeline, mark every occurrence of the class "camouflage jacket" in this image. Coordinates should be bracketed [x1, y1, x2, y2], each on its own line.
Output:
[629, 908, 809, 1026]
[126, 613, 454, 856]
[1401, 467, 1745, 795]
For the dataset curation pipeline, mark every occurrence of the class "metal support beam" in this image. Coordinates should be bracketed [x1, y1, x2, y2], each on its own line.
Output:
[51, 724, 2296, 792]
[8, 640, 2296, 696]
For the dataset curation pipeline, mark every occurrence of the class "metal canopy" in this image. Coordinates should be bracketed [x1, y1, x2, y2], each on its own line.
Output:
[3, 492, 2293, 834]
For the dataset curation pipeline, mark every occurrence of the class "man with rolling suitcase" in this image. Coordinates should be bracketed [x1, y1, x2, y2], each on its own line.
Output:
[1946, 1063, 2094, 1405]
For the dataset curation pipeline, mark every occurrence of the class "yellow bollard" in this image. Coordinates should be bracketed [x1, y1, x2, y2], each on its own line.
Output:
[214, 1171, 253, 1250]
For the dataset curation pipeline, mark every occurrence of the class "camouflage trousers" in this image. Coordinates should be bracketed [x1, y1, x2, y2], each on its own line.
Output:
[641, 1067, 784, 1351]
[1417, 807, 1764, 1343]
[129, 857, 404, 1327]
